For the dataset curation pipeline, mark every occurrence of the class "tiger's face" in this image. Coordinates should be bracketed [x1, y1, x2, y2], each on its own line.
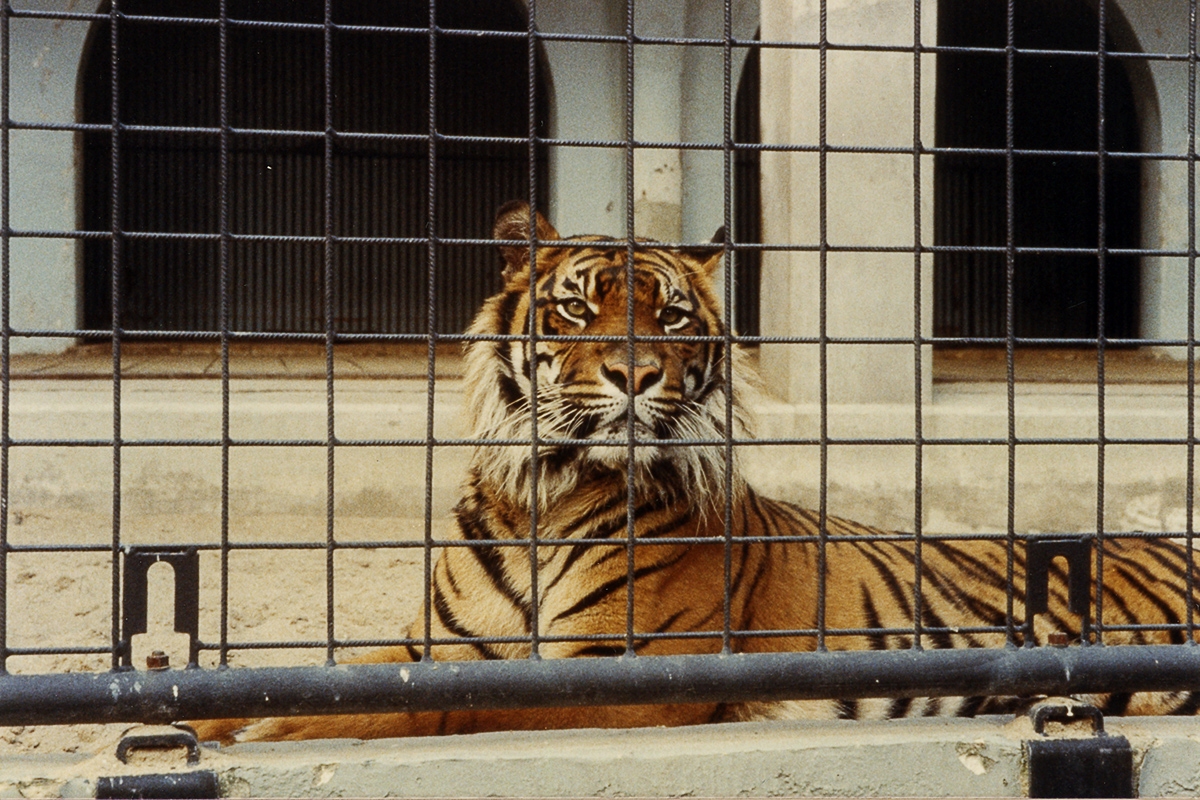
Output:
[536, 257, 714, 449]
[464, 201, 753, 510]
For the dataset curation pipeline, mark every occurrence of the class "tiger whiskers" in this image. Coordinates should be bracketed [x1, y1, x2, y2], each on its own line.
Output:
[501, 388, 586, 441]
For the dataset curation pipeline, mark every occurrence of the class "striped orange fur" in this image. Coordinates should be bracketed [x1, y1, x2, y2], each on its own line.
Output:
[192, 203, 1200, 742]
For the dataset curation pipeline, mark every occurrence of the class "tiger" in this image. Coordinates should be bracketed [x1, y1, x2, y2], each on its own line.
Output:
[191, 201, 1200, 743]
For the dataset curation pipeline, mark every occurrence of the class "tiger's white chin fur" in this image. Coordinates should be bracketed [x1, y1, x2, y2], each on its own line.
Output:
[464, 336, 757, 517]
[474, 439, 746, 520]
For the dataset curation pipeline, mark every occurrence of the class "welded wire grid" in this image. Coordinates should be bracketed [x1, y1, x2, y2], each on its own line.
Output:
[0, 0, 1196, 724]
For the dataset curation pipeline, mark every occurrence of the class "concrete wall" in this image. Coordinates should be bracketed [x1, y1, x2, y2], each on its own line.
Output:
[754, 0, 1194, 407]
[7, 372, 1198, 542]
[6, 716, 1200, 797]
[3, 0, 1198, 540]
[1119, 0, 1200, 345]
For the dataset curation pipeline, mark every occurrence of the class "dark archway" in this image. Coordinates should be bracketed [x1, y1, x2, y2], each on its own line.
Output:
[934, 0, 1140, 341]
[733, 41, 761, 338]
[81, 0, 550, 335]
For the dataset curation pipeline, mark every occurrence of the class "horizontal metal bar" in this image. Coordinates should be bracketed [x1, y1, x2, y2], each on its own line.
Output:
[8, 9, 1195, 62]
[9, 324, 1200, 347]
[3, 645, 1200, 727]
[13, 621, 1200, 665]
[3, 437, 1197, 450]
[15, 118, 1200, 163]
[1, 529, 1190, 557]
[16, 124, 1198, 166]
[10, 229, 1198, 262]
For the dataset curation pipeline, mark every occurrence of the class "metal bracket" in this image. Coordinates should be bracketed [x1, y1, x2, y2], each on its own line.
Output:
[120, 547, 201, 669]
[1026, 537, 1092, 641]
[1025, 703, 1134, 799]
[97, 725, 219, 799]
[115, 726, 202, 766]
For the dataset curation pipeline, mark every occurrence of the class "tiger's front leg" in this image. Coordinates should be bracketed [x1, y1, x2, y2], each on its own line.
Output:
[228, 681, 719, 742]
[191, 541, 727, 742]
[189, 546, 508, 743]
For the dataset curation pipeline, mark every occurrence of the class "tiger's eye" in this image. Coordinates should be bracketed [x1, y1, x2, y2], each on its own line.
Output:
[560, 299, 589, 319]
[659, 307, 686, 326]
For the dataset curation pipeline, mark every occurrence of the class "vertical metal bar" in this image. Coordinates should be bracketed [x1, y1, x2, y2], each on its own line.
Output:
[421, 0, 438, 657]
[816, 0, 829, 654]
[108, 0, 124, 672]
[217, 0, 232, 668]
[323, 0, 337, 666]
[1187, 0, 1197, 642]
[910, 0, 924, 650]
[525, 0, 542, 659]
[1093, 0, 1108, 646]
[623, 0, 637, 655]
[721, 0, 735, 655]
[0, 0, 10, 674]
[1004, 0, 1019, 647]
[524, 138, 542, 658]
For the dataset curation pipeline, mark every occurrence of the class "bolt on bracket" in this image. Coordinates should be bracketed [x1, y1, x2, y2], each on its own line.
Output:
[120, 547, 201, 669]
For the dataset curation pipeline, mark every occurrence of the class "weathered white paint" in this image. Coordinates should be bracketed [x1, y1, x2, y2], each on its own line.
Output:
[6, 375, 1198, 539]
[758, 0, 936, 404]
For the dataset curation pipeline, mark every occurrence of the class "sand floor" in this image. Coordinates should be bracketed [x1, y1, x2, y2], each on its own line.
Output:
[1, 510, 431, 756]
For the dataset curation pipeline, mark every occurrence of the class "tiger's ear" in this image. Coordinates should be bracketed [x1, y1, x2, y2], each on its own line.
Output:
[679, 226, 726, 276]
[493, 201, 561, 281]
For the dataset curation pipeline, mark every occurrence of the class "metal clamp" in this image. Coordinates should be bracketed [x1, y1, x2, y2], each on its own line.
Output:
[98, 726, 218, 799]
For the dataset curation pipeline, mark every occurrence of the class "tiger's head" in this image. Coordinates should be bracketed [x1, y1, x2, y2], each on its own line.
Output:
[464, 201, 755, 512]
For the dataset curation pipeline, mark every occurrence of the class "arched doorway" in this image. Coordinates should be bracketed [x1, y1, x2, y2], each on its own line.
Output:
[80, 0, 550, 335]
[934, 0, 1141, 341]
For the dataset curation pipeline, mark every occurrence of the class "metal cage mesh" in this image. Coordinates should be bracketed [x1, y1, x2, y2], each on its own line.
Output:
[0, 0, 1197, 728]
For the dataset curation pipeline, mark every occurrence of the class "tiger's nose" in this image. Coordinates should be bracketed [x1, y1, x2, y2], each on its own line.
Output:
[601, 361, 662, 395]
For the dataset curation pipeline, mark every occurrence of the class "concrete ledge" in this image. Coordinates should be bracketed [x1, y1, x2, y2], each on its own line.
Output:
[4, 715, 1200, 797]
[7, 370, 1199, 534]
[9, 343, 464, 381]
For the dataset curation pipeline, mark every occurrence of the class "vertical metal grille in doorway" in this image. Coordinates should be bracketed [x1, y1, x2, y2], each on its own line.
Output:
[80, 0, 549, 336]
[933, 0, 1142, 342]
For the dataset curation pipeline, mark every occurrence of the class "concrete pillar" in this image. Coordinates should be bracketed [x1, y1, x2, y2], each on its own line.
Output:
[631, 0, 687, 242]
[678, 0, 759, 321]
[634, 0, 761, 246]
[1113, 0, 1196, 351]
[541, 0, 692, 242]
[758, 0, 934, 405]
[544, 0, 759, 245]
[6, 0, 93, 353]
[540, 0, 629, 237]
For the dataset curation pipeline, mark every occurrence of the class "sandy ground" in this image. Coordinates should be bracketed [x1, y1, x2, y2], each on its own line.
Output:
[2, 490, 1193, 759]
[1, 510, 431, 757]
